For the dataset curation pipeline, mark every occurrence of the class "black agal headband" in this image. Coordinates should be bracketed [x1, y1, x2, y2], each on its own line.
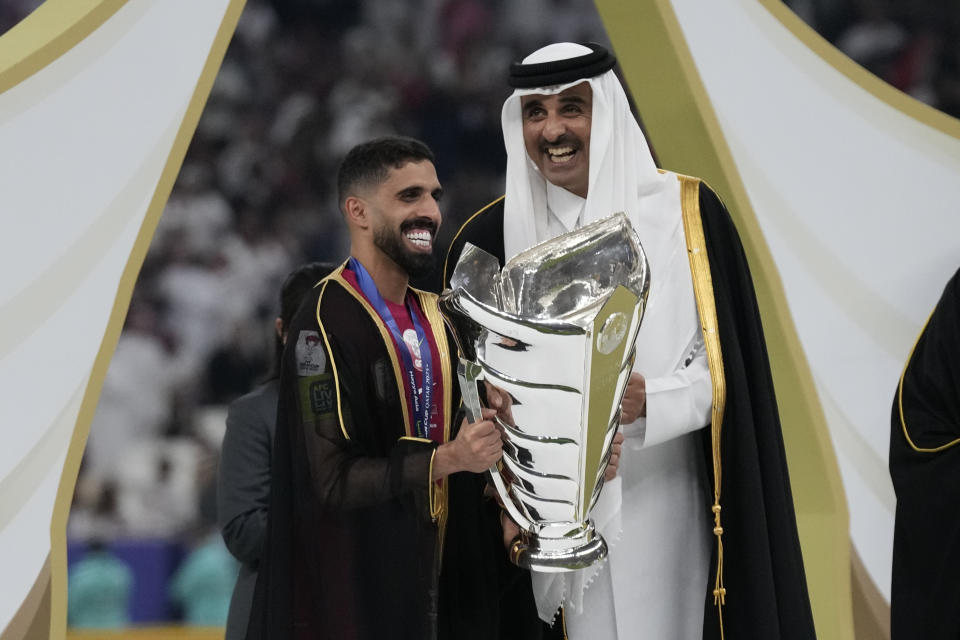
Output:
[508, 42, 617, 89]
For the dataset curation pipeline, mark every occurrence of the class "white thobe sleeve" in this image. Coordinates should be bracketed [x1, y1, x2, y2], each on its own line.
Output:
[624, 334, 713, 449]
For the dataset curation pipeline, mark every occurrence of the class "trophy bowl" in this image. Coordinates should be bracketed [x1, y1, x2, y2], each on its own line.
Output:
[439, 212, 650, 572]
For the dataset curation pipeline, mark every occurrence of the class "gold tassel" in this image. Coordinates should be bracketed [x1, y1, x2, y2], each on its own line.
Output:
[712, 502, 726, 605]
[712, 502, 726, 640]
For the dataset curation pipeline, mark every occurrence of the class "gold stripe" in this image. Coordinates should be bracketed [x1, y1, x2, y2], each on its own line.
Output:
[46, 3, 248, 636]
[896, 310, 960, 453]
[441, 195, 505, 286]
[678, 175, 727, 630]
[315, 276, 351, 441]
[0, 0, 126, 95]
[427, 445, 440, 518]
[331, 270, 413, 437]
[678, 175, 728, 494]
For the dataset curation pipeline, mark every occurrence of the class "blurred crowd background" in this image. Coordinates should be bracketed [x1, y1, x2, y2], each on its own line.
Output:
[3, 0, 959, 628]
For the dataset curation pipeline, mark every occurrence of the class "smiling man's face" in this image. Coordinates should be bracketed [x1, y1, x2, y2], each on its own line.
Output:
[520, 82, 592, 198]
[367, 160, 442, 278]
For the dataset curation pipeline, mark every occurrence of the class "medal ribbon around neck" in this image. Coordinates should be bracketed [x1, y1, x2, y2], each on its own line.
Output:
[348, 257, 434, 440]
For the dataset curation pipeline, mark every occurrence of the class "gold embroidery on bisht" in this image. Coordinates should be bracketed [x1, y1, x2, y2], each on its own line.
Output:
[679, 175, 728, 636]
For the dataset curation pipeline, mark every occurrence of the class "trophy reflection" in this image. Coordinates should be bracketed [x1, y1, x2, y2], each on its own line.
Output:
[439, 213, 650, 572]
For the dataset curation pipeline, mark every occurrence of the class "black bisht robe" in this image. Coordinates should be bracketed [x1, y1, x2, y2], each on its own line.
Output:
[246, 267, 502, 640]
[889, 267, 960, 640]
[443, 180, 816, 639]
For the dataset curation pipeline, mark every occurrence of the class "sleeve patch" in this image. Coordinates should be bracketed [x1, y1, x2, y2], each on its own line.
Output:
[310, 377, 336, 414]
[299, 374, 336, 420]
[295, 330, 326, 376]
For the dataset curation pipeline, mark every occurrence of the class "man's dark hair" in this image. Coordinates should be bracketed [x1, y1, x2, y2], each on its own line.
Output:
[336, 136, 435, 210]
[269, 261, 337, 379]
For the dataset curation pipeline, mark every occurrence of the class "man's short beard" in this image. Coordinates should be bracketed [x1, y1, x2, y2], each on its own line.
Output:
[374, 225, 435, 278]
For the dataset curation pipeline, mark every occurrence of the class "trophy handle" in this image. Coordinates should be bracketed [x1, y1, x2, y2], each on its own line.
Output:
[457, 360, 534, 532]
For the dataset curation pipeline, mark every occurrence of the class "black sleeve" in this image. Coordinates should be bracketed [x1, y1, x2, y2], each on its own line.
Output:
[284, 291, 438, 516]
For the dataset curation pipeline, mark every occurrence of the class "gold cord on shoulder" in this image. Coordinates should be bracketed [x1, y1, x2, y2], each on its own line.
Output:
[679, 175, 727, 637]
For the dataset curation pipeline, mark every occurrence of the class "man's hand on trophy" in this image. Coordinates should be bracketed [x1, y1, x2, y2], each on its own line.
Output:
[604, 431, 625, 481]
[455, 408, 504, 472]
[434, 408, 503, 478]
[620, 372, 647, 424]
[483, 381, 515, 427]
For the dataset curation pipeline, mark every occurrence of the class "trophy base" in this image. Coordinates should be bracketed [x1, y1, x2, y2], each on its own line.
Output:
[509, 531, 608, 573]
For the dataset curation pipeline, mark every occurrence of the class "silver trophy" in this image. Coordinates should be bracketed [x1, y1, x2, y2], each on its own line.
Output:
[439, 212, 650, 572]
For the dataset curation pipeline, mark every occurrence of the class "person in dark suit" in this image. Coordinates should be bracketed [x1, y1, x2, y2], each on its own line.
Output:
[217, 261, 334, 640]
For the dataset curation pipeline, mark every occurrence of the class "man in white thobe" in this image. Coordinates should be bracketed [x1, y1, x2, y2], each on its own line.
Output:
[444, 41, 816, 640]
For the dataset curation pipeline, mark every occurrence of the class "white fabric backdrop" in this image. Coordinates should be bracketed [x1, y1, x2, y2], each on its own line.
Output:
[0, 0, 235, 632]
[668, 0, 960, 601]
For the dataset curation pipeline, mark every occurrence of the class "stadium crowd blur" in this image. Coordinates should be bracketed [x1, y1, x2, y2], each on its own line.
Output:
[3, 0, 959, 626]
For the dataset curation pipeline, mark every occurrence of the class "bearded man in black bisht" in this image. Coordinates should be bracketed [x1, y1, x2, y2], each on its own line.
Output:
[246, 136, 511, 640]
[890, 266, 960, 640]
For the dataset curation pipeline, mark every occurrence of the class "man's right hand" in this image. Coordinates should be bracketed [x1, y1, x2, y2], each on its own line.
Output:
[432, 408, 503, 479]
